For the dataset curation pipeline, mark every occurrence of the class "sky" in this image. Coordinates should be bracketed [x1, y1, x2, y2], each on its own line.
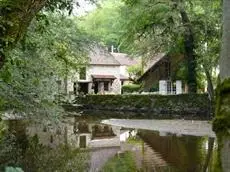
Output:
[73, 0, 97, 16]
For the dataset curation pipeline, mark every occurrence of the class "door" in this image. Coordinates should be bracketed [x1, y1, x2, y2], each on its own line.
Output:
[79, 135, 86, 148]
[94, 82, 98, 94]
[78, 83, 89, 94]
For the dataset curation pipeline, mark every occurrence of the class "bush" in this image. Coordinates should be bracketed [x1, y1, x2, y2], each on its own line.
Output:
[122, 84, 141, 93]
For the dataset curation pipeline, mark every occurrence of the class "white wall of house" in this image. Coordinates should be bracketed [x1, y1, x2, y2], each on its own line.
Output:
[70, 65, 121, 81]
[89, 65, 121, 94]
[67, 65, 122, 94]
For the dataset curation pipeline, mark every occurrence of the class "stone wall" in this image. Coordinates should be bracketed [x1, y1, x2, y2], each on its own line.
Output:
[74, 94, 211, 119]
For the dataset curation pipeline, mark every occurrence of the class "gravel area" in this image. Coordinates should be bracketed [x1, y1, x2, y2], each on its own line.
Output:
[102, 119, 215, 138]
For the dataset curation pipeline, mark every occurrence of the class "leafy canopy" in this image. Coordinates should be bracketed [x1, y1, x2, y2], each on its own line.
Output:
[0, 13, 91, 120]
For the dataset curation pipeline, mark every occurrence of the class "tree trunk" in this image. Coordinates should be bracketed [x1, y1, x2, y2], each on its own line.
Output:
[204, 66, 214, 101]
[213, 0, 230, 171]
[180, 9, 197, 93]
[0, 0, 47, 68]
[220, 2, 230, 80]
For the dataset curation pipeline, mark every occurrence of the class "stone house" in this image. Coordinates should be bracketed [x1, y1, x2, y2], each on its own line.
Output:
[138, 53, 184, 94]
[67, 47, 137, 95]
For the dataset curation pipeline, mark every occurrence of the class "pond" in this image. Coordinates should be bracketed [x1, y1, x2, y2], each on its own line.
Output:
[0, 112, 217, 172]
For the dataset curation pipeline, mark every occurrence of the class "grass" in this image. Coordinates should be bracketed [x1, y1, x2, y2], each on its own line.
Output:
[101, 151, 137, 172]
[127, 136, 143, 145]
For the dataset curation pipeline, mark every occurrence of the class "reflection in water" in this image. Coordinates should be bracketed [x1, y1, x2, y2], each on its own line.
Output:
[138, 130, 217, 172]
[0, 120, 89, 172]
[0, 117, 218, 172]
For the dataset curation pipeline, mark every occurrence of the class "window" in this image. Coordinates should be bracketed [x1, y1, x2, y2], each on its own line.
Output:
[167, 80, 172, 94]
[165, 62, 171, 79]
[79, 67, 86, 80]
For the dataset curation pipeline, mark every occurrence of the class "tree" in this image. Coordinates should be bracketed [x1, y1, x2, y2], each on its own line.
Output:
[120, 0, 221, 94]
[79, 0, 220, 95]
[127, 64, 142, 83]
[213, 0, 230, 171]
[0, 0, 86, 69]
[78, 0, 128, 52]
[194, 0, 221, 99]
[119, 0, 197, 92]
[0, 14, 90, 119]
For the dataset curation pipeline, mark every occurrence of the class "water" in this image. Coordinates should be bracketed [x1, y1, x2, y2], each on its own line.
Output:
[0, 113, 217, 172]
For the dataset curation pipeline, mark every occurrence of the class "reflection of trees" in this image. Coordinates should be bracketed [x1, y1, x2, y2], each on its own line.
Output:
[203, 138, 215, 172]
[7, 120, 28, 151]
[0, 120, 28, 170]
[0, 120, 89, 171]
[139, 130, 211, 172]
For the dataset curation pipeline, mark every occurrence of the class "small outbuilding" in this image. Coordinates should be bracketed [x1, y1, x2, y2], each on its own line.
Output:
[138, 53, 184, 94]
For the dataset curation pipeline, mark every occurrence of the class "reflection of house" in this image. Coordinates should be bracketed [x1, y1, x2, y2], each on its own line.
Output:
[27, 120, 121, 149]
[75, 122, 121, 148]
[138, 53, 184, 94]
[68, 47, 138, 95]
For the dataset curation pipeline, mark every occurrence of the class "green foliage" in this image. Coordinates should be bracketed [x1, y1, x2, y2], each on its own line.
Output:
[213, 79, 230, 136]
[75, 94, 210, 115]
[0, 0, 76, 56]
[119, 0, 220, 92]
[120, 0, 183, 55]
[0, 121, 7, 137]
[127, 64, 142, 82]
[149, 83, 159, 92]
[101, 151, 137, 172]
[0, 13, 91, 119]
[127, 136, 142, 145]
[0, 0, 95, 120]
[122, 84, 141, 93]
[78, 0, 128, 52]
[213, 116, 230, 136]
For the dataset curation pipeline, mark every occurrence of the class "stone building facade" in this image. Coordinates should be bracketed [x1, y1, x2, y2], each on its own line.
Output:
[66, 47, 137, 95]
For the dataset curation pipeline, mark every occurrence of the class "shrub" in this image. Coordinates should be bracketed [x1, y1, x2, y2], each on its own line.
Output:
[122, 84, 141, 93]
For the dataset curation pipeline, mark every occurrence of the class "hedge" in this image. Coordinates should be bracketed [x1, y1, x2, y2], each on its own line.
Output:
[122, 84, 141, 93]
